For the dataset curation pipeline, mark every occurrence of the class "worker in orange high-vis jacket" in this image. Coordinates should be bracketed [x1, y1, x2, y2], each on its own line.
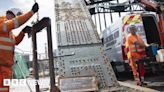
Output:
[0, 3, 39, 86]
[126, 25, 148, 86]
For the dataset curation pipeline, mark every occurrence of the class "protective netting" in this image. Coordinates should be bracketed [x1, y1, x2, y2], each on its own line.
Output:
[13, 52, 29, 79]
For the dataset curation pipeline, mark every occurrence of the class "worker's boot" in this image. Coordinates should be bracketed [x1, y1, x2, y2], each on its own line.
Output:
[141, 77, 147, 86]
[134, 77, 141, 86]
[136, 80, 141, 86]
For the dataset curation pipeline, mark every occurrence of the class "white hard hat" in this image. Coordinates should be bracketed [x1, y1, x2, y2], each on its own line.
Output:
[6, 8, 23, 16]
[128, 25, 137, 33]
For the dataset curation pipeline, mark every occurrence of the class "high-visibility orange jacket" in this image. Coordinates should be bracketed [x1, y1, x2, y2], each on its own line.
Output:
[126, 34, 145, 60]
[0, 11, 34, 67]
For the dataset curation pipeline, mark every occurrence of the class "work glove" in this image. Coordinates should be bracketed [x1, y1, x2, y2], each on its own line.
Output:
[22, 26, 31, 33]
[22, 26, 32, 38]
[32, 3, 39, 13]
[145, 43, 150, 47]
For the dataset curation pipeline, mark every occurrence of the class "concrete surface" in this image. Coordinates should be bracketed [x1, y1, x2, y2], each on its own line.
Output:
[117, 72, 164, 92]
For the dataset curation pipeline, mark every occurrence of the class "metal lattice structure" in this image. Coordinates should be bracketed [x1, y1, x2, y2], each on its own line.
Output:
[54, 0, 148, 91]
[84, 0, 164, 32]
[55, 0, 118, 89]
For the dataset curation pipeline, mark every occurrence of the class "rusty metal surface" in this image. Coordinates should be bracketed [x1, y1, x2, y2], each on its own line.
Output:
[31, 18, 56, 92]
[31, 28, 40, 92]
[46, 18, 56, 92]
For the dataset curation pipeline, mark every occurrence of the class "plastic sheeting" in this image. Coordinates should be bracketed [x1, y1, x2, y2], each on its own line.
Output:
[13, 52, 29, 79]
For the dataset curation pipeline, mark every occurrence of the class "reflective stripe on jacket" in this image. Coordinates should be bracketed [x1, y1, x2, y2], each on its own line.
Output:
[0, 33, 15, 50]
[0, 11, 32, 66]
[129, 45, 145, 52]
[0, 32, 24, 67]
[126, 34, 145, 59]
[0, 11, 33, 32]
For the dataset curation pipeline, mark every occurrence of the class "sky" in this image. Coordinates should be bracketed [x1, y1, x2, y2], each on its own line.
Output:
[0, 0, 56, 54]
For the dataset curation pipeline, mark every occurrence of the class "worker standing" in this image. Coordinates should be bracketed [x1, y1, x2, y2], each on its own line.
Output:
[0, 3, 39, 86]
[125, 25, 148, 86]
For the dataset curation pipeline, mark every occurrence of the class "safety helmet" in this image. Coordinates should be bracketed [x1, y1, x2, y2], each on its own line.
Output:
[6, 8, 23, 16]
[128, 25, 137, 32]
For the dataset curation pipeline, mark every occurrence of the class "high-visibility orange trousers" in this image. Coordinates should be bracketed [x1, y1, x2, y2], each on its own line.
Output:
[0, 75, 3, 86]
[129, 52, 146, 78]
[129, 59, 145, 77]
[0, 74, 10, 92]
[0, 66, 12, 86]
